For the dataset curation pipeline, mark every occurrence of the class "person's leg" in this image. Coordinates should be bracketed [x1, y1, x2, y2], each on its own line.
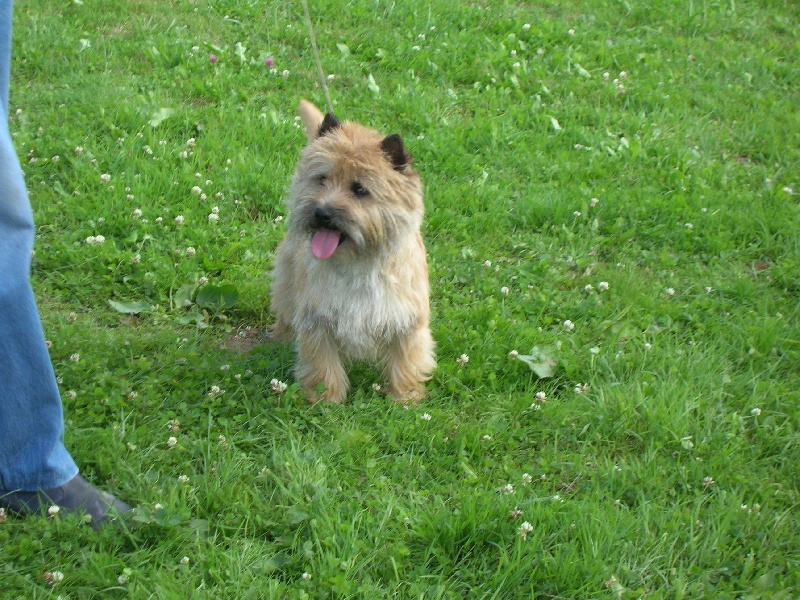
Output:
[0, 0, 78, 495]
[0, 0, 130, 528]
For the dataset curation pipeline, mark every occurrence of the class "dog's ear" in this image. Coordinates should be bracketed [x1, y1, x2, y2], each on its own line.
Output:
[316, 112, 341, 138]
[298, 99, 327, 141]
[380, 134, 412, 172]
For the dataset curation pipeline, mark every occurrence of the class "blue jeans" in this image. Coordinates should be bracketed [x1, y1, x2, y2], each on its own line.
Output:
[0, 0, 78, 491]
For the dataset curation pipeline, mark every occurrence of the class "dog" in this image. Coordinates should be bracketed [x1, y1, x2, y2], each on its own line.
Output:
[270, 100, 435, 404]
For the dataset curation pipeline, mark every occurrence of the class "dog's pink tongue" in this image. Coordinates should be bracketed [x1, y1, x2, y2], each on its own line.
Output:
[311, 228, 341, 259]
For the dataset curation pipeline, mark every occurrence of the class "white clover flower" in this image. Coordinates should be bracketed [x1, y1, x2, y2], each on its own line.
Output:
[666, 287, 676, 296]
[175, 215, 185, 226]
[590, 346, 600, 355]
[500, 286, 510, 296]
[703, 476, 715, 487]
[100, 173, 111, 183]
[65, 390, 77, 400]
[573, 210, 581, 217]
[282, 69, 290, 77]
[783, 186, 794, 194]
[509, 507, 523, 519]
[567, 28, 575, 36]
[198, 276, 209, 285]
[508, 349, 519, 359]
[132, 208, 142, 219]
[167, 436, 177, 448]
[191, 186, 202, 196]
[47, 505, 60, 516]
[598, 281, 609, 292]
[74, 146, 83, 156]
[211, 206, 220, 214]
[500, 483, 515, 495]
[522, 473, 533, 485]
[419, 412, 433, 422]
[644, 343, 652, 350]
[85, 235, 106, 246]
[69, 353, 80, 362]
[482, 259, 492, 268]
[751, 407, 761, 416]
[522, 23, 531, 31]
[178, 474, 189, 484]
[371, 383, 382, 391]
[456, 353, 469, 366]
[208, 213, 220, 223]
[590, 197, 600, 208]
[273, 215, 283, 224]
[584, 284, 594, 293]
[563, 319, 575, 332]
[270, 378, 288, 394]
[481, 435, 492, 442]
[517, 521, 534, 540]
[619, 71, 628, 79]
[50, 570, 65, 584]
[685, 222, 694, 229]
[574, 383, 590, 394]
[185, 247, 196, 257]
[180, 556, 190, 565]
[302, 572, 312, 581]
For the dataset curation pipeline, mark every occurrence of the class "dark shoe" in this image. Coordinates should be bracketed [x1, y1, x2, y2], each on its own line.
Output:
[0, 474, 132, 530]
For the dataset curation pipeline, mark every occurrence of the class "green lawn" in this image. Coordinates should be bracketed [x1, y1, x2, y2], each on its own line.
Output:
[2, 0, 798, 597]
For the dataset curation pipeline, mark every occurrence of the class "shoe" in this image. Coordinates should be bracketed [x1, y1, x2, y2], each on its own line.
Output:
[0, 474, 132, 530]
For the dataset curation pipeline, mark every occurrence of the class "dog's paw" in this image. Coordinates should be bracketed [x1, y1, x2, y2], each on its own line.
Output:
[268, 321, 293, 342]
[386, 384, 425, 406]
[306, 385, 346, 405]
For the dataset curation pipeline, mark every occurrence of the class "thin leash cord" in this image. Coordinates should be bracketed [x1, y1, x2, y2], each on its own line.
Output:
[300, 0, 334, 115]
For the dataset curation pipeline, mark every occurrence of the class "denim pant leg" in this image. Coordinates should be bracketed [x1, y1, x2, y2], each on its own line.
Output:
[0, 0, 78, 491]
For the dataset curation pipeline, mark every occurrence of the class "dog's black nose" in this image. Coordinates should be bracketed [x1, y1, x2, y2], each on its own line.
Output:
[314, 206, 334, 227]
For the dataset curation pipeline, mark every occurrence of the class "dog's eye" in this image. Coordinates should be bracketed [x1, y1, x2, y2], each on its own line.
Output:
[351, 182, 370, 198]
[317, 175, 328, 186]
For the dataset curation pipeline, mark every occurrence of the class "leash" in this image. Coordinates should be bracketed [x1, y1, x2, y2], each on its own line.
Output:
[300, 0, 334, 115]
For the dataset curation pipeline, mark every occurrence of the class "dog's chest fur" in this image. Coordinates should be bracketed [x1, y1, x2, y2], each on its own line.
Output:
[294, 257, 418, 359]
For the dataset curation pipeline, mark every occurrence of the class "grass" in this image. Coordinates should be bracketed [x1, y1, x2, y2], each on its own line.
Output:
[1, 0, 798, 597]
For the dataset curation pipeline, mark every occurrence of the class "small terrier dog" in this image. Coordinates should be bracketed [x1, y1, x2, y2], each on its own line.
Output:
[270, 100, 436, 404]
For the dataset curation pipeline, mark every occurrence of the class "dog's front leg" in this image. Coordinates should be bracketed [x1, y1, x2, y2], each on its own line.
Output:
[384, 324, 436, 406]
[296, 328, 349, 403]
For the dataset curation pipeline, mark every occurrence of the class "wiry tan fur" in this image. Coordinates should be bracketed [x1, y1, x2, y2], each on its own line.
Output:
[270, 100, 436, 404]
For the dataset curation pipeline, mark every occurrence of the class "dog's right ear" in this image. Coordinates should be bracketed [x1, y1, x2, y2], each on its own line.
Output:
[316, 113, 341, 138]
[298, 99, 325, 141]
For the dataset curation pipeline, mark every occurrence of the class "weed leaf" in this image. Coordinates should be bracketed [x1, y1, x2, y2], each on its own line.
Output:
[108, 300, 152, 315]
[195, 284, 238, 311]
[516, 345, 558, 378]
[148, 108, 175, 128]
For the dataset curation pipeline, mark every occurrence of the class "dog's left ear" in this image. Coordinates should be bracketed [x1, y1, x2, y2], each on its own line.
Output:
[381, 134, 412, 172]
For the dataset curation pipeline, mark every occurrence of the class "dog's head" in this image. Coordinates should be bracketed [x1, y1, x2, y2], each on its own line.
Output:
[287, 100, 424, 261]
